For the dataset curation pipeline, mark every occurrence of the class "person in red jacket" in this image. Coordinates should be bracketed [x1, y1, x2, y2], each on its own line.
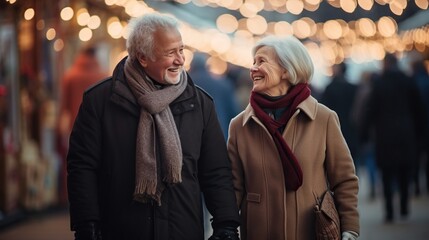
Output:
[57, 46, 108, 205]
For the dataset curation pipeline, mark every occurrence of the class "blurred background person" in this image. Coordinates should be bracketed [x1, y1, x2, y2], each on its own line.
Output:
[352, 70, 379, 200]
[57, 45, 108, 206]
[320, 62, 359, 169]
[410, 59, 429, 196]
[361, 53, 427, 223]
[189, 52, 240, 140]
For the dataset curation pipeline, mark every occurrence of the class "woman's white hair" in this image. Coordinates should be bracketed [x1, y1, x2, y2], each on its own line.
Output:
[252, 35, 314, 85]
[126, 13, 179, 62]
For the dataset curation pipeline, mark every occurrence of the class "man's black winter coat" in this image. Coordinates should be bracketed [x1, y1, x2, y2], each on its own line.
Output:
[67, 57, 240, 240]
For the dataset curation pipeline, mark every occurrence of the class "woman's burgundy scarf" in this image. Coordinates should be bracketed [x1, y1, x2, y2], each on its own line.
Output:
[250, 83, 310, 191]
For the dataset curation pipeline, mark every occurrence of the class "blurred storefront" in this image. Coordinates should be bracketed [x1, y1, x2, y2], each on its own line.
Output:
[0, 0, 125, 226]
[0, 0, 428, 227]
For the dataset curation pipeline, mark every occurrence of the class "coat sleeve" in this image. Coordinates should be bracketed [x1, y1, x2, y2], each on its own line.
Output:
[67, 90, 103, 230]
[227, 116, 245, 209]
[196, 92, 240, 229]
[324, 111, 360, 235]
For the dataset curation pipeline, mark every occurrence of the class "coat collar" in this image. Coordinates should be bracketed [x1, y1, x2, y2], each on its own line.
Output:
[242, 95, 318, 126]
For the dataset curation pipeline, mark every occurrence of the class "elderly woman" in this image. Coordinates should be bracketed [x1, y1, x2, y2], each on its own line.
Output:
[227, 35, 360, 240]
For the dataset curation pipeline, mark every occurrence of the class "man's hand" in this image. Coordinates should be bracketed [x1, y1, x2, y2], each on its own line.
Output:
[74, 221, 102, 240]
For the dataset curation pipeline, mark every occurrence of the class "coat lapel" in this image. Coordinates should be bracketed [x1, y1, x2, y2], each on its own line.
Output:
[110, 57, 139, 117]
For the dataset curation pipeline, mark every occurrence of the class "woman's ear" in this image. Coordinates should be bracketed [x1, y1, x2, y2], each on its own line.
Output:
[282, 69, 289, 81]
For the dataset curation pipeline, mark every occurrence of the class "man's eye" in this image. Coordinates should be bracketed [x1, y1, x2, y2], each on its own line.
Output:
[166, 52, 174, 56]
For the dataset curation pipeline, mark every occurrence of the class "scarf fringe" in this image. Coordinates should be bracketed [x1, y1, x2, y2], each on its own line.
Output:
[135, 179, 157, 195]
[133, 180, 163, 206]
[162, 172, 182, 183]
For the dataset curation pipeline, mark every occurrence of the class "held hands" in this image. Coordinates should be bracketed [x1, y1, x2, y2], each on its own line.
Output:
[342, 231, 358, 240]
[208, 226, 239, 240]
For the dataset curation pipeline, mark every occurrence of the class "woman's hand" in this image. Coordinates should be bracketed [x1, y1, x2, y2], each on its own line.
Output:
[342, 231, 358, 240]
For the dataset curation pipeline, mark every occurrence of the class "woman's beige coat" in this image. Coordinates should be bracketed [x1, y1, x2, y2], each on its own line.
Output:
[227, 95, 359, 240]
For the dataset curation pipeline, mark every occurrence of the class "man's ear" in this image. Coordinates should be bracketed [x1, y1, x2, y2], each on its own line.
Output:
[137, 55, 148, 68]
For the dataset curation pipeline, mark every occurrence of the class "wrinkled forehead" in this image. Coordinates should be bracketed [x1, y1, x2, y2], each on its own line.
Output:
[254, 46, 277, 59]
[153, 27, 183, 51]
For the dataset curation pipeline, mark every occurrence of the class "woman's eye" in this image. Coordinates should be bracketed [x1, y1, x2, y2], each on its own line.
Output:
[253, 60, 263, 65]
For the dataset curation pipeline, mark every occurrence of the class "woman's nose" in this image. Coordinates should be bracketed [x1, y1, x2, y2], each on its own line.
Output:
[250, 66, 258, 72]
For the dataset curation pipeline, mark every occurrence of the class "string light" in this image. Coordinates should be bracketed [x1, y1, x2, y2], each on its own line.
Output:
[13, 0, 429, 79]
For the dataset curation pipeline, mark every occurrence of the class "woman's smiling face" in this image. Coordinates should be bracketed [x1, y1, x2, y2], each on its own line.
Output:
[250, 46, 290, 96]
